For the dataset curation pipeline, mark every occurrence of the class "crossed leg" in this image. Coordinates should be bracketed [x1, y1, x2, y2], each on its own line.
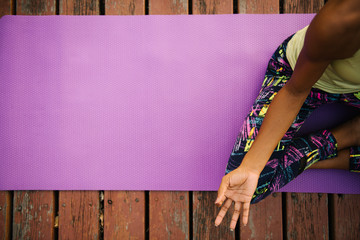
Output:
[308, 115, 360, 170]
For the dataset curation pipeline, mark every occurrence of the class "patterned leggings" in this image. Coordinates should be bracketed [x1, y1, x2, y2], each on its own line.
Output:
[225, 34, 360, 204]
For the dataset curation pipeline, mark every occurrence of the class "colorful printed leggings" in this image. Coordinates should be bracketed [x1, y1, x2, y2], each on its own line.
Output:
[225, 34, 360, 204]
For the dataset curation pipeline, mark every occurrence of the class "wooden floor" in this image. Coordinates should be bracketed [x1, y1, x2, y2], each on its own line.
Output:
[0, 0, 359, 239]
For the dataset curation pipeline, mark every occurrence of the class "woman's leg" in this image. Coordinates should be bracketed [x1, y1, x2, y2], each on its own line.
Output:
[343, 92, 360, 173]
[349, 146, 360, 172]
[249, 129, 338, 203]
[247, 96, 360, 203]
[329, 115, 360, 150]
[308, 115, 360, 170]
[309, 92, 360, 172]
[308, 148, 350, 170]
[225, 35, 334, 203]
[224, 33, 360, 204]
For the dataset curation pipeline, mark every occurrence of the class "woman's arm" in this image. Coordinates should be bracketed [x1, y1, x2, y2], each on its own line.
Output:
[240, 48, 330, 175]
[214, 44, 331, 228]
[215, 0, 360, 229]
[240, 0, 360, 175]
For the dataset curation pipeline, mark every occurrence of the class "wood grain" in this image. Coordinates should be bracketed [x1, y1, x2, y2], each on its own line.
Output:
[0, 0, 11, 17]
[13, 191, 55, 239]
[0, 191, 12, 240]
[17, 0, 56, 15]
[281, 2, 330, 240]
[58, 191, 100, 239]
[240, 193, 283, 239]
[193, 191, 235, 239]
[192, 0, 233, 14]
[105, 0, 145, 15]
[149, 0, 188, 15]
[236, 1, 282, 238]
[103, 191, 145, 239]
[1, 1, 359, 240]
[149, 191, 189, 239]
[147, 2, 190, 239]
[103, 1, 146, 239]
[238, 0, 279, 14]
[283, 0, 324, 14]
[0, 3, 10, 230]
[60, 0, 99, 15]
[331, 194, 360, 240]
[191, 3, 235, 238]
[10, 1, 56, 238]
[286, 192, 329, 240]
[55, 0, 101, 236]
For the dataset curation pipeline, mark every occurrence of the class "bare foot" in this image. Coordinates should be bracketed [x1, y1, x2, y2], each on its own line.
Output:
[308, 148, 350, 170]
[330, 115, 360, 151]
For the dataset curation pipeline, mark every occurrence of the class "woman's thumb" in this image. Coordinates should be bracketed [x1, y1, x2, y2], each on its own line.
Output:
[215, 176, 229, 206]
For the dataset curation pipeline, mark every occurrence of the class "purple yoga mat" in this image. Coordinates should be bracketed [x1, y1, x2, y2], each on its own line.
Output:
[0, 14, 359, 193]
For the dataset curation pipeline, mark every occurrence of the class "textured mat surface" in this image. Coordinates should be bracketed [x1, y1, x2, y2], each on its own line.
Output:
[0, 14, 359, 192]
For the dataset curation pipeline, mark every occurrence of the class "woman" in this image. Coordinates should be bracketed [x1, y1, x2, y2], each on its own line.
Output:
[214, 0, 360, 231]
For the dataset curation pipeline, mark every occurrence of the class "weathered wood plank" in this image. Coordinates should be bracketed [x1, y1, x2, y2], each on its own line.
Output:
[281, 2, 329, 240]
[103, 191, 145, 239]
[286, 193, 329, 240]
[0, 191, 12, 240]
[192, 0, 233, 14]
[8, 2, 56, 240]
[56, 0, 100, 234]
[283, 0, 324, 14]
[191, 5, 234, 239]
[240, 193, 282, 239]
[149, 191, 189, 239]
[332, 194, 360, 240]
[59, 0, 99, 15]
[58, 191, 100, 239]
[105, 0, 145, 15]
[193, 191, 235, 239]
[17, 0, 56, 15]
[0, 2, 11, 230]
[149, 0, 188, 15]
[238, 0, 279, 14]
[235, 0, 282, 238]
[13, 191, 55, 239]
[103, 1, 146, 238]
[191, 2, 237, 239]
[191, 1, 280, 239]
[147, 3, 190, 239]
[0, 0, 11, 17]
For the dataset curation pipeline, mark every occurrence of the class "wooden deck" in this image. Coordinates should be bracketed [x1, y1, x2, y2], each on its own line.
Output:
[0, 0, 359, 239]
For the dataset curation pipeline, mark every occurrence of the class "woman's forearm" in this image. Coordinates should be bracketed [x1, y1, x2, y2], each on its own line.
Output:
[238, 49, 330, 175]
[240, 85, 309, 175]
[238, 47, 330, 175]
[236, 0, 358, 175]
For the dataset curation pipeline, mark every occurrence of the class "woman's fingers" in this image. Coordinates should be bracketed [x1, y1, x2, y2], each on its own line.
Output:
[242, 202, 250, 226]
[215, 198, 232, 227]
[229, 201, 241, 230]
[215, 176, 230, 206]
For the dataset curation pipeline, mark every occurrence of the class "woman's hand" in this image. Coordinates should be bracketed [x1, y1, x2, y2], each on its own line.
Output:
[214, 165, 260, 230]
